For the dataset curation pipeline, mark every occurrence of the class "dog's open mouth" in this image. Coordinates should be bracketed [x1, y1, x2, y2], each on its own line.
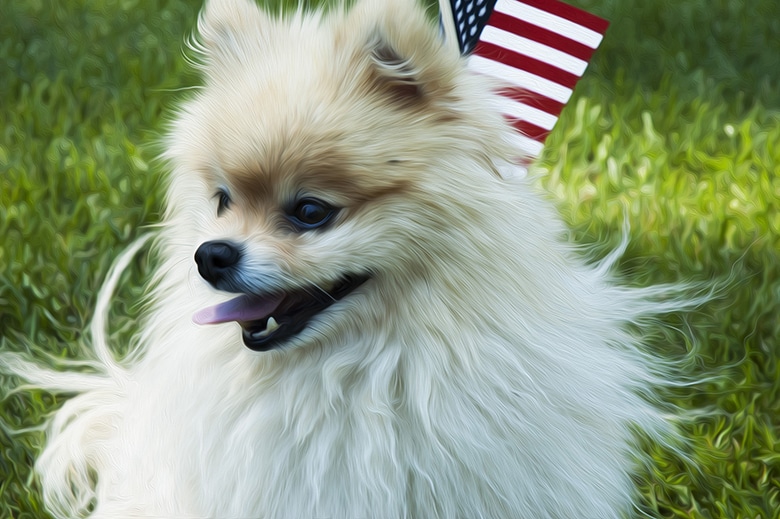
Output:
[193, 274, 369, 351]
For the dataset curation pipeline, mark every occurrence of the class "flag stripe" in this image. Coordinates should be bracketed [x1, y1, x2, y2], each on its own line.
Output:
[468, 55, 573, 103]
[492, 96, 559, 130]
[494, 0, 604, 48]
[474, 40, 580, 89]
[505, 131, 546, 156]
[480, 25, 588, 76]
[507, 117, 551, 141]
[486, 10, 596, 62]
[497, 87, 565, 116]
[495, 161, 529, 179]
[518, 0, 609, 34]
[505, 132, 546, 156]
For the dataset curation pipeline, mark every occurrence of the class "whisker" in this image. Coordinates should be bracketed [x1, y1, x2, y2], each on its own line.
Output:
[299, 276, 337, 302]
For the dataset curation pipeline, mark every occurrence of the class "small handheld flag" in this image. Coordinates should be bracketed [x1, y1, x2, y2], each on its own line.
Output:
[441, 0, 609, 162]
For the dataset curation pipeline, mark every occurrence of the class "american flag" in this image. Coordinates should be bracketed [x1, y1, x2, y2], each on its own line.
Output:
[442, 0, 609, 163]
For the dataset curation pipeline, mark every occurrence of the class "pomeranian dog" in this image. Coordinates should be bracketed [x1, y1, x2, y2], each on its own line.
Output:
[3, 0, 698, 517]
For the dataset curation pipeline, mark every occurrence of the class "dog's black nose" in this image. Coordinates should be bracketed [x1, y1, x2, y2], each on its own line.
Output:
[195, 240, 242, 286]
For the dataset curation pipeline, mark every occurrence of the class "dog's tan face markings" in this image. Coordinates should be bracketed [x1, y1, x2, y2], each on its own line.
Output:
[202, 124, 414, 236]
[183, 0, 467, 220]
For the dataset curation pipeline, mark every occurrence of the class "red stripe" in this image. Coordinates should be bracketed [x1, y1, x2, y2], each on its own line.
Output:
[474, 41, 580, 89]
[487, 10, 596, 61]
[516, 0, 610, 34]
[505, 117, 551, 141]
[498, 88, 565, 116]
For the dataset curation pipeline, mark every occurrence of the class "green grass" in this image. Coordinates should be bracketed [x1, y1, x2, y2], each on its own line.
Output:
[1, 0, 778, 517]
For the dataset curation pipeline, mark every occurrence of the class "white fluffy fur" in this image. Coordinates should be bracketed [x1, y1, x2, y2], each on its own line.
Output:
[4, 0, 698, 517]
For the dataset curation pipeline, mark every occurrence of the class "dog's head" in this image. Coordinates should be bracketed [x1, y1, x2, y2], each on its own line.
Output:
[164, 0, 520, 352]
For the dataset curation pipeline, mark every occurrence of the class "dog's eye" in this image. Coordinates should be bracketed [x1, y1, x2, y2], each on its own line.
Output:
[215, 189, 232, 216]
[287, 198, 336, 230]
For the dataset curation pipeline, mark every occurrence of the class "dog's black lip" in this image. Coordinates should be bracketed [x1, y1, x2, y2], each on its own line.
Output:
[240, 273, 370, 352]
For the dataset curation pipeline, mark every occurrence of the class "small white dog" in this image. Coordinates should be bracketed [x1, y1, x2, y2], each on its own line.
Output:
[5, 0, 696, 517]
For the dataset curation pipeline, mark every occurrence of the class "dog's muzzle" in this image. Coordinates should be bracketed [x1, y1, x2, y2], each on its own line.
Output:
[193, 240, 369, 351]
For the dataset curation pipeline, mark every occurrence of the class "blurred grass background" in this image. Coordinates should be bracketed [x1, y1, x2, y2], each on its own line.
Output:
[1, 0, 778, 517]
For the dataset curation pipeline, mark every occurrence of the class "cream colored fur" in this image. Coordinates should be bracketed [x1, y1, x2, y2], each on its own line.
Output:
[4, 0, 696, 517]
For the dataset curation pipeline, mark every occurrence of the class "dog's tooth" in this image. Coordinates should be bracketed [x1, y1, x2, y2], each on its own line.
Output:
[266, 317, 279, 332]
[251, 317, 280, 339]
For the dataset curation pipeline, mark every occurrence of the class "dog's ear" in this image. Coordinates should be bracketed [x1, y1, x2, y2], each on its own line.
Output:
[195, 0, 273, 65]
[349, 0, 461, 105]
[368, 36, 426, 103]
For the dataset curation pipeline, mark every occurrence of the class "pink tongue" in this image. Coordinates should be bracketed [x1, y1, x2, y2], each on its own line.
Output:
[193, 294, 283, 325]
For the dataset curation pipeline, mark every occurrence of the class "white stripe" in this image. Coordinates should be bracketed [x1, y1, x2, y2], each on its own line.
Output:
[468, 55, 573, 103]
[494, 0, 604, 48]
[491, 96, 558, 130]
[495, 161, 528, 179]
[480, 26, 588, 76]
[505, 131, 545, 156]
